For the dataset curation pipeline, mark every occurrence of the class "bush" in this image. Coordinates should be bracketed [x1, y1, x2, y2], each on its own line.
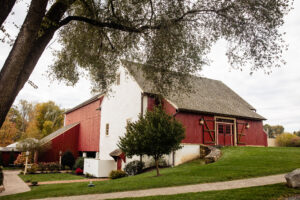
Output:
[150, 157, 169, 168]
[27, 163, 39, 174]
[290, 137, 300, 147]
[74, 157, 84, 170]
[109, 170, 127, 179]
[276, 133, 298, 147]
[48, 162, 60, 172]
[75, 168, 83, 175]
[61, 151, 75, 169]
[38, 162, 47, 173]
[14, 153, 26, 167]
[124, 160, 145, 175]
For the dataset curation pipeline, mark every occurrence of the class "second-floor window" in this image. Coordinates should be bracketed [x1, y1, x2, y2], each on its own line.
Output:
[106, 123, 109, 135]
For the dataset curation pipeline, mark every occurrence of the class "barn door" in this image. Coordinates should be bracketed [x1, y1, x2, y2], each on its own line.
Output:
[217, 123, 233, 146]
[201, 118, 216, 145]
[236, 122, 246, 145]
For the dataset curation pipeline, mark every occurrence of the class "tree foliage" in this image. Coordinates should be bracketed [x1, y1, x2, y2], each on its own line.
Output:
[0, 0, 293, 128]
[0, 108, 20, 146]
[264, 124, 285, 138]
[118, 106, 185, 176]
[33, 101, 64, 138]
[0, 100, 64, 146]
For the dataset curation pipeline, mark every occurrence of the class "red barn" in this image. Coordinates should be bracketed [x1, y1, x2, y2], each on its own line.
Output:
[35, 61, 267, 176]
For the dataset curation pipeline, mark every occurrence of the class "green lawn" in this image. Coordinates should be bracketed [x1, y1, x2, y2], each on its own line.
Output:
[114, 184, 300, 200]
[19, 173, 85, 182]
[1, 147, 300, 200]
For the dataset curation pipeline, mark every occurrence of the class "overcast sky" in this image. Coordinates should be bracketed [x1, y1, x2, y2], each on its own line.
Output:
[0, 1, 299, 132]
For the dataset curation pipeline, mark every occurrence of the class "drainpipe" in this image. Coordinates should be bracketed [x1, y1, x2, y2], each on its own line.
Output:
[140, 93, 144, 162]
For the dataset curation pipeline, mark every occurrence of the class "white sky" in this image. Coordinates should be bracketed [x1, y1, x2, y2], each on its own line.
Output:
[0, 1, 299, 132]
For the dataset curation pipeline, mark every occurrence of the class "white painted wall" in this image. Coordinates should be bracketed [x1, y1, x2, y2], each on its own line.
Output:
[99, 65, 145, 160]
[84, 158, 117, 177]
[173, 144, 200, 166]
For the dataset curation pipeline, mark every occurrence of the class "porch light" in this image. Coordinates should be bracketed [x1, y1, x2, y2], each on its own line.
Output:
[246, 123, 250, 129]
[199, 118, 204, 125]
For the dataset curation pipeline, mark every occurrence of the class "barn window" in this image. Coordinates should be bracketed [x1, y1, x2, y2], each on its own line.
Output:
[218, 124, 224, 134]
[225, 125, 231, 134]
[106, 123, 109, 135]
[116, 73, 120, 85]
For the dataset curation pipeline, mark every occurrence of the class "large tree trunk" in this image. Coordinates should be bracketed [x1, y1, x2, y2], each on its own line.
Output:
[0, 0, 75, 128]
[0, 0, 17, 27]
[0, 0, 48, 128]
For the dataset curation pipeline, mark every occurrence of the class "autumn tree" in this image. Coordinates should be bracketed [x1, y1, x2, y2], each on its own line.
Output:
[0, 0, 293, 128]
[264, 124, 285, 138]
[118, 106, 185, 176]
[0, 107, 21, 146]
[25, 101, 64, 139]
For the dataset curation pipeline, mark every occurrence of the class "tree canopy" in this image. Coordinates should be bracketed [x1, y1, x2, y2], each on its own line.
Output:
[118, 106, 185, 176]
[0, 0, 293, 128]
[264, 124, 285, 138]
[0, 100, 64, 145]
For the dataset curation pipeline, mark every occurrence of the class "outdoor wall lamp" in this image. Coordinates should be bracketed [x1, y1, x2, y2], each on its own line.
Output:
[199, 118, 204, 125]
[246, 123, 250, 129]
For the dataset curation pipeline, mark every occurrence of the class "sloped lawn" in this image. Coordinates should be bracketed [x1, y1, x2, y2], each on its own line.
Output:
[2, 147, 300, 200]
[114, 184, 300, 200]
[19, 173, 85, 182]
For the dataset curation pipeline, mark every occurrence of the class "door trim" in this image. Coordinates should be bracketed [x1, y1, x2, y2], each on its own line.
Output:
[214, 116, 237, 146]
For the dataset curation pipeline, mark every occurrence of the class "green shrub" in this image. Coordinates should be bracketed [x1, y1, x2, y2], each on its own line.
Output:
[276, 133, 298, 147]
[38, 162, 47, 173]
[48, 162, 60, 172]
[150, 157, 169, 168]
[124, 160, 145, 175]
[74, 157, 84, 170]
[109, 170, 127, 179]
[28, 163, 39, 174]
[61, 151, 75, 169]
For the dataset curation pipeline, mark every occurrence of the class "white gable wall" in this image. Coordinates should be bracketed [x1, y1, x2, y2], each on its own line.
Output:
[99, 64, 146, 160]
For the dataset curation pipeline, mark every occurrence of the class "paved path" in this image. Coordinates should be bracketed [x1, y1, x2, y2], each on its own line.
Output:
[37, 178, 108, 185]
[38, 173, 286, 200]
[0, 170, 30, 196]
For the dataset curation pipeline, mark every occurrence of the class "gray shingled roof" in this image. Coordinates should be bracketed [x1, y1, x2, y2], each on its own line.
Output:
[122, 60, 265, 120]
[40, 122, 80, 144]
[65, 94, 104, 114]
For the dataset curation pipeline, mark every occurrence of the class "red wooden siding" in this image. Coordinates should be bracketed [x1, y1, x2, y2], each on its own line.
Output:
[65, 97, 103, 152]
[147, 95, 267, 146]
[1, 151, 20, 166]
[236, 119, 268, 146]
[39, 124, 79, 162]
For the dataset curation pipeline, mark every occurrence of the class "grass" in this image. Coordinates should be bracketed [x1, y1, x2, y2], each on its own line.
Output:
[1, 146, 300, 200]
[113, 184, 300, 200]
[19, 173, 85, 182]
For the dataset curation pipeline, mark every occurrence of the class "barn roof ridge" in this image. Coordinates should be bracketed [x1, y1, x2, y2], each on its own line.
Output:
[121, 60, 266, 120]
[65, 93, 105, 114]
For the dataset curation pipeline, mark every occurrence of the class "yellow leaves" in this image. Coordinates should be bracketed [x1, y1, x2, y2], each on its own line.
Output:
[0, 118, 18, 147]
